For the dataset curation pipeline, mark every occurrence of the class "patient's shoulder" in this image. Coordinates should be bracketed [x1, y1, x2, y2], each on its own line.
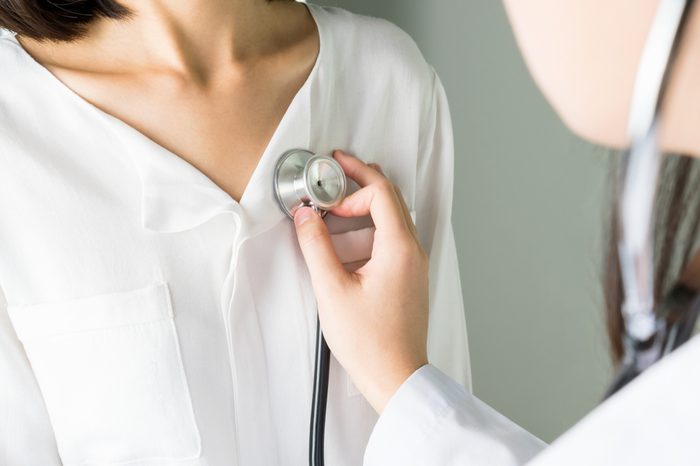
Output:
[312, 5, 435, 89]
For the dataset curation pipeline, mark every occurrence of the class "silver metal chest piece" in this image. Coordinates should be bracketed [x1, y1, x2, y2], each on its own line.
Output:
[273, 149, 347, 219]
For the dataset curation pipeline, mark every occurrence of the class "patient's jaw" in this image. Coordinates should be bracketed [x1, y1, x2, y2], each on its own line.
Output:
[503, 0, 700, 158]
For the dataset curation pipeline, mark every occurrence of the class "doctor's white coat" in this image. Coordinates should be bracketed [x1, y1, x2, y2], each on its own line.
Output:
[0, 4, 470, 466]
[365, 334, 700, 465]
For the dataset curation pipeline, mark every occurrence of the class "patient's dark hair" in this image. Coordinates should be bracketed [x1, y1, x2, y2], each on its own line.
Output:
[0, 1, 132, 42]
[604, 154, 700, 363]
[0, 0, 293, 42]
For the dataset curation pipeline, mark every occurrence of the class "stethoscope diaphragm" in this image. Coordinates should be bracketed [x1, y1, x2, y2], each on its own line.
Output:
[273, 149, 347, 219]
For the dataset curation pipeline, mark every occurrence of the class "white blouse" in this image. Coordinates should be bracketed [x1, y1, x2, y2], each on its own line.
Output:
[0, 4, 470, 466]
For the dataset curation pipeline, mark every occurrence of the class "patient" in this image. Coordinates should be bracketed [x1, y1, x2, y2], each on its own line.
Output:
[0, 1, 469, 465]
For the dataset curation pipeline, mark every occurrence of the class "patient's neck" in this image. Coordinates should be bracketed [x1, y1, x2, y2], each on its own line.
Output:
[17, 0, 309, 84]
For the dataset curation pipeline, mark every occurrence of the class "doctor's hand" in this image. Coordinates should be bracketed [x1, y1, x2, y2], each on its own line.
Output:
[293, 150, 429, 414]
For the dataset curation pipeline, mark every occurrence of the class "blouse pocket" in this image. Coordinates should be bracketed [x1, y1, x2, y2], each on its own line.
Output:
[6, 281, 201, 466]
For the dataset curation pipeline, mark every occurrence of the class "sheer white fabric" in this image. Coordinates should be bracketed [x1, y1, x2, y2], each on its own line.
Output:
[0, 4, 470, 465]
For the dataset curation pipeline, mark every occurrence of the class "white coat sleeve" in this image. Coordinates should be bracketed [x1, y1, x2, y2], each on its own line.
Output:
[413, 69, 471, 390]
[0, 284, 62, 464]
[364, 365, 546, 465]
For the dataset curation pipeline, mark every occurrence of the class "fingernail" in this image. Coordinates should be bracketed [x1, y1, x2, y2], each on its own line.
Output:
[295, 207, 315, 226]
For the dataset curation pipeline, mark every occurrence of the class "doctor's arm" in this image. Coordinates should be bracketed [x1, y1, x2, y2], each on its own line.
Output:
[0, 284, 62, 464]
[292, 152, 546, 465]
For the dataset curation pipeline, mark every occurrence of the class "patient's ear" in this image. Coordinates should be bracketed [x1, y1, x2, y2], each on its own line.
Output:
[502, 0, 700, 158]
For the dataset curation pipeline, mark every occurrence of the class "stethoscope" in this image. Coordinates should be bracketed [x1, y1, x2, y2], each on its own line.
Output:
[273, 149, 347, 466]
[603, 0, 699, 398]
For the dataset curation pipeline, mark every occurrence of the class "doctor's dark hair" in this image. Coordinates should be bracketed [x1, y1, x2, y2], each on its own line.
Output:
[604, 154, 700, 363]
[0, 0, 294, 42]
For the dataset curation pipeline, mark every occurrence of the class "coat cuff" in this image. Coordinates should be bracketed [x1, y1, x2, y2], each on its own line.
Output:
[363, 364, 460, 465]
[363, 364, 547, 466]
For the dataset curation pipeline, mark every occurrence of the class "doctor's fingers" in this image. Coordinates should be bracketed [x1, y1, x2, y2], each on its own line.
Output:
[337, 152, 413, 234]
[293, 207, 352, 291]
[331, 151, 413, 238]
[369, 161, 418, 241]
[332, 182, 414, 242]
[333, 150, 385, 187]
[391, 180, 418, 241]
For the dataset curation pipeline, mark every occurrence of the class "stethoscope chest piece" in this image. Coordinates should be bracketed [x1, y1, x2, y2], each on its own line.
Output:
[274, 149, 347, 219]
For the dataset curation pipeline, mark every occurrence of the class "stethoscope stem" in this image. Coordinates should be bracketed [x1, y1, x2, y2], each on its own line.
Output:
[309, 315, 330, 466]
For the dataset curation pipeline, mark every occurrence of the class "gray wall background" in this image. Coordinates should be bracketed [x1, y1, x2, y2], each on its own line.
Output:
[326, 0, 613, 442]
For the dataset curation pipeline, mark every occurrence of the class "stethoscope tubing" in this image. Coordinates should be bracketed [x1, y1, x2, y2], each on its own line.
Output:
[607, 0, 696, 398]
[309, 315, 330, 466]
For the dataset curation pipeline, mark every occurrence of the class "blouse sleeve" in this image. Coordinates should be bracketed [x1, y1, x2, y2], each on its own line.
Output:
[364, 364, 546, 465]
[0, 285, 62, 464]
[364, 71, 546, 465]
[413, 70, 471, 390]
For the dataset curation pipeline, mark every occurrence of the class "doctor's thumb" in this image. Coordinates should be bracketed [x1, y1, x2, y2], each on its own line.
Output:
[293, 207, 347, 289]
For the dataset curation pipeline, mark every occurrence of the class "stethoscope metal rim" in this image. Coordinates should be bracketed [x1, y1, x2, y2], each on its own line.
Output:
[273, 149, 346, 220]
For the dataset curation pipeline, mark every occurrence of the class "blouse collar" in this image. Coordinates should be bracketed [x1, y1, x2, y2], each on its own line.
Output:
[4, 4, 324, 239]
[111, 81, 312, 238]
